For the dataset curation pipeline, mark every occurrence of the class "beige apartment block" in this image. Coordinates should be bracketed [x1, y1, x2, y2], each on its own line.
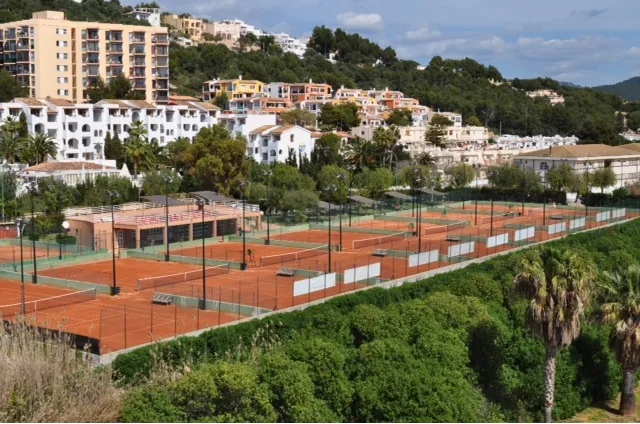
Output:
[0, 11, 169, 103]
[163, 14, 203, 41]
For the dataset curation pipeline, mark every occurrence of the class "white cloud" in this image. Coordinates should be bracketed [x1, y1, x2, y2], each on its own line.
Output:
[403, 34, 505, 57]
[630, 47, 640, 56]
[404, 26, 441, 42]
[336, 12, 383, 30]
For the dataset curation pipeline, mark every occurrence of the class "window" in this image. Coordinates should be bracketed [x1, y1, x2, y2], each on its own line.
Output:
[262, 139, 268, 147]
[57, 53, 68, 60]
[56, 28, 68, 35]
[57, 65, 68, 72]
[57, 77, 68, 84]
[262, 153, 268, 161]
[57, 89, 69, 96]
[269, 149, 276, 157]
[289, 134, 294, 142]
[56, 40, 68, 47]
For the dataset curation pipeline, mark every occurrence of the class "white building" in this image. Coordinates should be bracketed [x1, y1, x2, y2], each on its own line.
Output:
[272, 33, 308, 58]
[431, 112, 462, 127]
[495, 134, 579, 150]
[514, 144, 640, 191]
[217, 112, 277, 139]
[239, 21, 264, 37]
[2, 97, 220, 161]
[124, 8, 161, 27]
[247, 125, 313, 164]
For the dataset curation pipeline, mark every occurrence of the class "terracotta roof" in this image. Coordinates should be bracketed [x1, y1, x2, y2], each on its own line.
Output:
[169, 95, 199, 101]
[14, 98, 45, 107]
[516, 144, 640, 159]
[188, 101, 220, 111]
[95, 99, 132, 109]
[45, 98, 75, 107]
[270, 125, 297, 135]
[249, 125, 278, 135]
[125, 100, 156, 109]
[618, 143, 640, 153]
[25, 162, 118, 172]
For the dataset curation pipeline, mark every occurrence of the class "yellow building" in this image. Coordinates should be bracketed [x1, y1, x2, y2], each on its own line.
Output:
[162, 14, 203, 41]
[0, 11, 169, 103]
[202, 76, 264, 101]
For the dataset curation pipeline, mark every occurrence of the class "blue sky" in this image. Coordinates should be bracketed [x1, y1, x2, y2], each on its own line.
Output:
[128, 0, 640, 86]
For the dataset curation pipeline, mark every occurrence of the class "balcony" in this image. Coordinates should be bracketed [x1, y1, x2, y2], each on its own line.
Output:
[154, 69, 169, 78]
[16, 52, 29, 62]
[87, 42, 99, 52]
[155, 57, 169, 67]
[87, 66, 99, 76]
[132, 81, 146, 89]
[3, 42, 16, 51]
[87, 30, 99, 40]
[5, 30, 16, 39]
[107, 32, 123, 41]
[132, 58, 145, 66]
[153, 47, 168, 56]
[16, 40, 30, 50]
[132, 70, 146, 77]
[108, 57, 123, 65]
[109, 44, 123, 53]
[153, 94, 169, 102]
[152, 34, 168, 44]
[131, 34, 145, 43]
[3, 55, 16, 64]
[86, 54, 100, 64]
[131, 46, 145, 55]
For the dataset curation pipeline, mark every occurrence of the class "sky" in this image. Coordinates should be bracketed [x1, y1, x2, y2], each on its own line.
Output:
[127, 0, 640, 87]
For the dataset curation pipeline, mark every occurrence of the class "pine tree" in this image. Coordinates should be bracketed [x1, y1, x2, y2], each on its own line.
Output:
[285, 148, 298, 167]
[105, 131, 124, 168]
[18, 111, 28, 140]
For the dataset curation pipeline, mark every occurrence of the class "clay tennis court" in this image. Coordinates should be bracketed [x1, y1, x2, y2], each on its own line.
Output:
[0, 244, 76, 265]
[269, 229, 391, 249]
[0, 278, 79, 316]
[36, 258, 204, 292]
[170, 242, 313, 265]
[153, 264, 367, 310]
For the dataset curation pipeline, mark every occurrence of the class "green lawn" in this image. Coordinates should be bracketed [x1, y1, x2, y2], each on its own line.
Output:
[565, 390, 639, 423]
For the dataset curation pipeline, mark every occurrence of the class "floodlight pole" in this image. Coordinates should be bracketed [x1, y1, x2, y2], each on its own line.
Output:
[199, 200, 206, 310]
[164, 176, 172, 262]
[29, 184, 37, 285]
[108, 190, 119, 296]
[264, 170, 272, 245]
[16, 218, 25, 314]
[240, 182, 247, 271]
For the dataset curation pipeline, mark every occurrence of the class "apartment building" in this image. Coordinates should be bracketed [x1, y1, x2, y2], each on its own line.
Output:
[431, 112, 462, 127]
[217, 112, 277, 139]
[272, 33, 309, 58]
[247, 125, 313, 164]
[527, 89, 565, 105]
[228, 96, 292, 114]
[163, 14, 203, 41]
[124, 7, 161, 27]
[205, 20, 242, 41]
[333, 86, 366, 99]
[2, 97, 219, 161]
[202, 76, 264, 102]
[289, 80, 332, 103]
[514, 144, 640, 191]
[367, 88, 404, 101]
[0, 11, 169, 103]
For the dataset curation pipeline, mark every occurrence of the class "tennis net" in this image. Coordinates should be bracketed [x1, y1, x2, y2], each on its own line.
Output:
[0, 288, 97, 319]
[137, 264, 231, 291]
[260, 245, 328, 267]
[421, 221, 468, 236]
[352, 232, 409, 249]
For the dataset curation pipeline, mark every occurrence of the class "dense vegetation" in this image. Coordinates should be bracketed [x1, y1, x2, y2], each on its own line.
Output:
[594, 76, 640, 102]
[112, 219, 640, 422]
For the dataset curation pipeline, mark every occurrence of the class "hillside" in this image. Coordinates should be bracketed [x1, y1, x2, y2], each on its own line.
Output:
[1, 0, 640, 146]
[594, 77, 640, 101]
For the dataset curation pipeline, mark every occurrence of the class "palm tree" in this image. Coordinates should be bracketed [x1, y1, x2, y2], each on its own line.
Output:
[415, 152, 436, 168]
[372, 125, 400, 169]
[124, 137, 154, 178]
[0, 134, 22, 164]
[1, 116, 23, 138]
[597, 265, 640, 416]
[128, 120, 148, 142]
[513, 246, 594, 423]
[343, 137, 377, 172]
[25, 133, 57, 165]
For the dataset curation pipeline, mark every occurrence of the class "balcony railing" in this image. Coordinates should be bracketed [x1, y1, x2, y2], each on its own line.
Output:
[87, 31, 99, 40]
[131, 47, 145, 54]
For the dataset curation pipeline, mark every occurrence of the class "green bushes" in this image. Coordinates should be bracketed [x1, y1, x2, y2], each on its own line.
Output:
[115, 219, 640, 422]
